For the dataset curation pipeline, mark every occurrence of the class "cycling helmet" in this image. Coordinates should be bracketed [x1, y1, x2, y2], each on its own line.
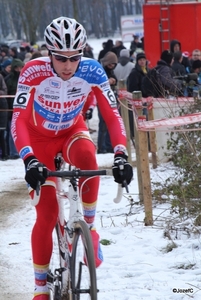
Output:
[44, 17, 87, 51]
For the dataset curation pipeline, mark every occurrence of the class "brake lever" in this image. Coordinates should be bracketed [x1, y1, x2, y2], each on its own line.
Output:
[118, 159, 129, 193]
[35, 165, 43, 196]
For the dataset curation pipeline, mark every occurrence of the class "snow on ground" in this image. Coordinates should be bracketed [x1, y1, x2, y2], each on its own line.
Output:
[1, 156, 201, 300]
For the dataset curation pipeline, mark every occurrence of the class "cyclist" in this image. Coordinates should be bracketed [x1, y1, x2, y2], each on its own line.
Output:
[11, 17, 133, 300]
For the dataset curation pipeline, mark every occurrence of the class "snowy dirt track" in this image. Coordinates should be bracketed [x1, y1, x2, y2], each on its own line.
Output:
[1, 111, 201, 299]
[0, 161, 34, 300]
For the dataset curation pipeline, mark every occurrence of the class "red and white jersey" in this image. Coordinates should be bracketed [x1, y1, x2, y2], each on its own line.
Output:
[11, 56, 127, 160]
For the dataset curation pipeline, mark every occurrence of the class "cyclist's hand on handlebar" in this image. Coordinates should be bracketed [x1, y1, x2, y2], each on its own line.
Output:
[24, 156, 48, 190]
[112, 152, 133, 187]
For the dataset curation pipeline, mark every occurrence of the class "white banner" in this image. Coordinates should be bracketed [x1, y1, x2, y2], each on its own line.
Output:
[138, 113, 201, 130]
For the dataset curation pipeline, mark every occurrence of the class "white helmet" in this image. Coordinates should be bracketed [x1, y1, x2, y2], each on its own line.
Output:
[44, 17, 87, 51]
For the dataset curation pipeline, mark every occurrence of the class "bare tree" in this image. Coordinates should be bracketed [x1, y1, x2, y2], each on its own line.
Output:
[0, 0, 143, 42]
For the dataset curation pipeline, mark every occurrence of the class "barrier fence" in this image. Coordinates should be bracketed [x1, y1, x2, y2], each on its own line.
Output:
[118, 80, 198, 226]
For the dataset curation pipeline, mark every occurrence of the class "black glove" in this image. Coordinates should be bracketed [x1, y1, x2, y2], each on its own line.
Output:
[24, 156, 48, 190]
[112, 153, 133, 187]
[85, 108, 93, 120]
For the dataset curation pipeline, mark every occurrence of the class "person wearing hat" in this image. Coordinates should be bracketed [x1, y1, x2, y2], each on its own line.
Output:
[127, 51, 149, 140]
[155, 49, 182, 96]
[98, 39, 114, 62]
[172, 51, 186, 76]
[130, 35, 142, 52]
[0, 58, 12, 78]
[112, 40, 126, 58]
[187, 59, 201, 96]
[127, 52, 148, 94]
[0, 46, 10, 65]
[170, 39, 190, 71]
[113, 48, 134, 81]
[192, 59, 201, 74]
[98, 51, 118, 153]
[5, 58, 24, 159]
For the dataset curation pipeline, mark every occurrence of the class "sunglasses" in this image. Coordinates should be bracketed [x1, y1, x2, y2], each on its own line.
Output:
[51, 52, 82, 62]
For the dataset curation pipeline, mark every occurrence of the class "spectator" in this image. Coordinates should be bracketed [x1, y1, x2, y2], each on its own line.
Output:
[130, 35, 142, 52]
[187, 60, 201, 96]
[127, 52, 148, 94]
[172, 51, 186, 76]
[40, 49, 49, 57]
[39, 45, 49, 57]
[192, 49, 201, 60]
[0, 74, 8, 160]
[112, 40, 126, 58]
[9, 47, 19, 60]
[140, 37, 144, 50]
[31, 51, 43, 60]
[5, 58, 24, 159]
[0, 46, 10, 65]
[170, 39, 190, 71]
[192, 59, 201, 75]
[156, 50, 182, 96]
[24, 52, 32, 63]
[114, 49, 134, 81]
[83, 43, 94, 58]
[0, 58, 12, 78]
[127, 52, 149, 141]
[18, 46, 26, 61]
[98, 51, 118, 153]
[189, 49, 201, 71]
[98, 39, 114, 62]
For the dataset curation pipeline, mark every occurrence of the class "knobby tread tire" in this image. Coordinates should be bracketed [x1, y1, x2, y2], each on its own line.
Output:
[71, 220, 97, 300]
[48, 223, 69, 300]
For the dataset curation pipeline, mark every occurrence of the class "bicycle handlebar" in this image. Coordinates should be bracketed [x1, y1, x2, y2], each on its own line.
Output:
[36, 168, 127, 203]
[47, 169, 113, 178]
[47, 168, 125, 203]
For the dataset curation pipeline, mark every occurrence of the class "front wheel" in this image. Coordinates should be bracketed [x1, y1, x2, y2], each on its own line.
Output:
[71, 220, 98, 300]
[48, 222, 70, 300]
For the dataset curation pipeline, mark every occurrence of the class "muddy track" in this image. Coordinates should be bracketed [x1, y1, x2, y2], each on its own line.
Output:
[0, 181, 33, 300]
[0, 182, 28, 226]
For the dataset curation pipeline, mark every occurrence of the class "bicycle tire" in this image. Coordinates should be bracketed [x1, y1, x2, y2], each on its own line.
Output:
[71, 220, 98, 300]
[48, 222, 69, 300]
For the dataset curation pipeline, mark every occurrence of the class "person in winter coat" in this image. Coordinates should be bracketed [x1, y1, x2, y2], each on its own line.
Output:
[83, 43, 94, 58]
[127, 52, 148, 95]
[156, 50, 182, 96]
[130, 35, 142, 52]
[0, 74, 8, 160]
[127, 52, 149, 140]
[0, 58, 12, 78]
[172, 51, 187, 76]
[5, 58, 24, 158]
[0, 46, 10, 65]
[98, 51, 118, 153]
[98, 39, 114, 62]
[113, 49, 134, 81]
[170, 39, 190, 71]
[112, 40, 126, 58]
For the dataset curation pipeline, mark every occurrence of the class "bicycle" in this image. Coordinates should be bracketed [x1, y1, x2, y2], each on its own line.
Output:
[36, 154, 124, 300]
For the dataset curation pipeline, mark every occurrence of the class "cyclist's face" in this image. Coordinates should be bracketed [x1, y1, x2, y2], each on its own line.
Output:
[50, 51, 82, 81]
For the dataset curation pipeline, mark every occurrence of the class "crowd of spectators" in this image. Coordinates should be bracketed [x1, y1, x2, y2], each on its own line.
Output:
[0, 36, 201, 159]
[0, 42, 49, 160]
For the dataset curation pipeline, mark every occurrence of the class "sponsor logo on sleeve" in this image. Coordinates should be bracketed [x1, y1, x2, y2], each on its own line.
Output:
[19, 146, 33, 160]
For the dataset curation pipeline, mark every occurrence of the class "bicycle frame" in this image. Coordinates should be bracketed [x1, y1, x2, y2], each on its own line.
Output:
[44, 165, 124, 299]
